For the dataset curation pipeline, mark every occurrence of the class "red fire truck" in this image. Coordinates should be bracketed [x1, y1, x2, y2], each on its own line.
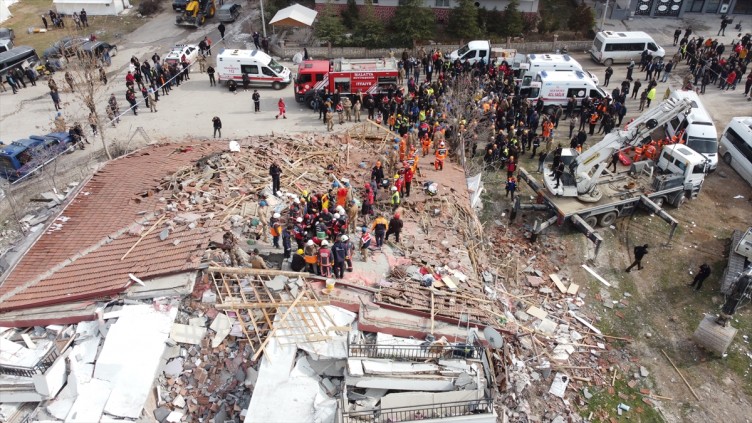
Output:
[294, 58, 399, 108]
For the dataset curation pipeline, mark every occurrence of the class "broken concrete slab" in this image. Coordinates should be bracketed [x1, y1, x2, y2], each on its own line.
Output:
[153, 407, 170, 423]
[201, 290, 217, 304]
[265, 275, 287, 291]
[548, 373, 570, 398]
[536, 319, 557, 337]
[169, 323, 207, 345]
[163, 357, 184, 378]
[527, 306, 548, 320]
[209, 313, 233, 348]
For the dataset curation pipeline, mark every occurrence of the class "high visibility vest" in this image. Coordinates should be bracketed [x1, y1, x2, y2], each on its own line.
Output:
[436, 148, 447, 160]
[391, 191, 400, 205]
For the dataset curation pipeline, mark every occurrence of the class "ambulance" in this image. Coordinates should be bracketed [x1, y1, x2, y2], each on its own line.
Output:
[215, 49, 292, 90]
[521, 70, 607, 112]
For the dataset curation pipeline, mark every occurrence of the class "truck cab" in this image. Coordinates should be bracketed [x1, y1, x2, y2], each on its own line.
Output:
[294, 60, 329, 103]
[654, 144, 708, 191]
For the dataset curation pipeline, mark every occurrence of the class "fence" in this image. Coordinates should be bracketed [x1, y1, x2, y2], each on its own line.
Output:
[271, 40, 594, 60]
[348, 341, 480, 361]
[340, 398, 494, 423]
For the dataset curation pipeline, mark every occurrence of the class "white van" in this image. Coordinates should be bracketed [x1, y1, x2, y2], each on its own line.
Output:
[590, 31, 665, 66]
[216, 49, 292, 90]
[520, 54, 599, 86]
[719, 117, 752, 187]
[521, 70, 607, 111]
[449, 40, 522, 66]
[668, 89, 709, 115]
[666, 107, 719, 171]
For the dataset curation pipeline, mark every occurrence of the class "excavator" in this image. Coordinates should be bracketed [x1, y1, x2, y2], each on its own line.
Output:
[175, 0, 216, 28]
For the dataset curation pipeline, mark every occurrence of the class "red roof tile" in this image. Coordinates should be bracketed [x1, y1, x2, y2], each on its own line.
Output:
[0, 142, 227, 311]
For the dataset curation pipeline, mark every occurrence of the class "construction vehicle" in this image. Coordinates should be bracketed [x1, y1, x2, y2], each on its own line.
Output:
[175, 0, 216, 27]
[513, 98, 710, 257]
[693, 265, 751, 355]
[295, 58, 400, 107]
[720, 227, 752, 294]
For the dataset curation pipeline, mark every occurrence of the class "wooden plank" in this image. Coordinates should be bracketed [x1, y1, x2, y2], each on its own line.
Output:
[121, 215, 165, 260]
[567, 283, 580, 295]
[208, 267, 308, 278]
[252, 291, 307, 361]
[215, 300, 328, 310]
[569, 311, 602, 335]
[442, 276, 458, 292]
[662, 349, 701, 401]
[550, 274, 567, 293]
[527, 306, 548, 320]
[581, 265, 612, 287]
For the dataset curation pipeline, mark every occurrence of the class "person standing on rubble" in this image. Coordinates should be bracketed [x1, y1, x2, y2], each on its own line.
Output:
[269, 161, 282, 195]
[332, 236, 347, 278]
[270, 213, 282, 249]
[347, 200, 359, 233]
[371, 215, 388, 248]
[385, 213, 403, 243]
[257, 200, 270, 242]
[282, 224, 293, 259]
[318, 240, 333, 277]
[304, 240, 319, 274]
[291, 249, 306, 272]
[250, 249, 267, 269]
[625, 244, 649, 273]
[360, 228, 372, 261]
[344, 235, 355, 271]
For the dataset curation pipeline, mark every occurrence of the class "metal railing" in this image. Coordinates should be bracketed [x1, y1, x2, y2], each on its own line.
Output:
[341, 398, 493, 423]
[0, 347, 59, 378]
[348, 341, 479, 361]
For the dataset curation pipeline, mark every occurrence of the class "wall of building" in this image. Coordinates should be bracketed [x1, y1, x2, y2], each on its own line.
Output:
[272, 40, 594, 60]
[53, 0, 125, 16]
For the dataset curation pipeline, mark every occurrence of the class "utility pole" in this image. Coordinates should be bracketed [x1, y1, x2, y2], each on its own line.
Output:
[600, 0, 610, 31]
[259, 0, 267, 38]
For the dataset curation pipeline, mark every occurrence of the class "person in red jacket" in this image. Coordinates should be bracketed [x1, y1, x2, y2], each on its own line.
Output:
[724, 70, 737, 91]
[403, 164, 414, 197]
[506, 156, 517, 178]
[318, 240, 332, 277]
[276, 98, 287, 119]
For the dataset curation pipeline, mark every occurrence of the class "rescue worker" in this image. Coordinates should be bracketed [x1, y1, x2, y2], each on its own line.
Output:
[344, 235, 355, 271]
[270, 212, 282, 249]
[372, 215, 389, 248]
[385, 213, 403, 243]
[390, 186, 401, 212]
[318, 240, 333, 278]
[282, 224, 292, 259]
[250, 249, 268, 269]
[304, 240, 319, 274]
[342, 96, 352, 122]
[332, 236, 347, 279]
[421, 133, 431, 156]
[325, 108, 334, 132]
[403, 164, 414, 197]
[347, 200, 359, 233]
[689, 263, 711, 291]
[291, 249, 307, 272]
[360, 228, 372, 261]
[625, 244, 649, 272]
[435, 141, 448, 171]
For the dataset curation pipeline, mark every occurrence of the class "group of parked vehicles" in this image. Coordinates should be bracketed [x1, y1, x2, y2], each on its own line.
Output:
[172, 0, 241, 27]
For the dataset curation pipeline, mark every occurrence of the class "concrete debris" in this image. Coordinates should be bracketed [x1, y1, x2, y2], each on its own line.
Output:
[640, 366, 650, 378]
[549, 373, 570, 398]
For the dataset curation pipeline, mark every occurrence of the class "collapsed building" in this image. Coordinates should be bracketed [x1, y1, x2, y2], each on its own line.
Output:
[0, 127, 650, 423]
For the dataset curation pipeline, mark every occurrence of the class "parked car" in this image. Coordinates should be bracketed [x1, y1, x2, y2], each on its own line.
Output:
[0, 28, 15, 41]
[163, 44, 199, 66]
[0, 132, 73, 181]
[43, 36, 88, 59]
[0, 38, 14, 54]
[172, 0, 189, 11]
[217, 3, 241, 23]
[81, 41, 118, 58]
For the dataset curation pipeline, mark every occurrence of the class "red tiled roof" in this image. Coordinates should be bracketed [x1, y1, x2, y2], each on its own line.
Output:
[0, 142, 227, 312]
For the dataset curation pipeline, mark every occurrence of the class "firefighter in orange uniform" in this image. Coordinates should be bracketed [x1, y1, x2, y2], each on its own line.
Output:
[421, 133, 431, 156]
[435, 141, 448, 171]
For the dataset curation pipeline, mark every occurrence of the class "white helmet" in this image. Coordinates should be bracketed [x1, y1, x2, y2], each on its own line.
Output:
[341, 235, 349, 242]
[439, 142, 445, 148]
[391, 186, 398, 191]
[321, 240, 329, 247]
[294, 198, 301, 204]
[334, 213, 341, 219]
[306, 240, 314, 246]
[296, 217, 303, 223]
[273, 213, 281, 219]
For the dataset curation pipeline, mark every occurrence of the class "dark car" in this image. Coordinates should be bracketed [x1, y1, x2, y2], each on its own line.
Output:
[81, 41, 118, 58]
[43, 36, 88, 59]
[0, 28, 15, 41]
[217, 3, 241, 23]
[172, 0, 189, 11]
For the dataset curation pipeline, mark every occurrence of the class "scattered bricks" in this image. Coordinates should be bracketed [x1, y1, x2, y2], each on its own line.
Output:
[615, 311, 625, 319]
[618, 392, 629, 400]
[642, 397, 654, 406]
[608, 387, 615, 395]
[628, 380, 637, 388]
[640, 388, 651, 395]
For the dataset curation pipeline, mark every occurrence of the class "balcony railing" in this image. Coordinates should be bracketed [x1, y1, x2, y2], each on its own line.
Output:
[341, 398, 493, 423]
[348, 341, 479, 361]
[0, 347, 59, 378]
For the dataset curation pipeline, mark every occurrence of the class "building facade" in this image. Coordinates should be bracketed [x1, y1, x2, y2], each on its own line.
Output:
[604, 0, 751, 19]
[313, 0, 540, 22]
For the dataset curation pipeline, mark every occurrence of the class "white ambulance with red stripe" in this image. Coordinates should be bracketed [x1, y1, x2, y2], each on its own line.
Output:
[520, 70, 607, 113]
[215, 48, 292, 90]
[294, 58, 399, 108]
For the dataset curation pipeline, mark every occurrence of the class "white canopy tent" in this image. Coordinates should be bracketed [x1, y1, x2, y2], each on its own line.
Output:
[268, 3, 317, 27]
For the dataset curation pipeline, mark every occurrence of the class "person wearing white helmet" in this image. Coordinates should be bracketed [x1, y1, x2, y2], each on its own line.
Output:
[435, 140, 448, 171]
[331, 236, 348, 279]
[318, 239, 333, 277]
[390, 185, 401, 212]
[304, 239, 318, 274]
[270, 213, 282, 249]
[342, 235, 355, 272]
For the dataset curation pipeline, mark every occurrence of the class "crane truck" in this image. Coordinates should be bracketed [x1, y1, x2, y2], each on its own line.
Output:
[513, 98, 711, 257]
[175, 0, 216, 27]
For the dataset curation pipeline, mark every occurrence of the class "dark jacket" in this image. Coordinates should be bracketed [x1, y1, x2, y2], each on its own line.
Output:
[388, 217, 403, 232]
[332, 241, 347, 262]
[634, 245, 648, 260]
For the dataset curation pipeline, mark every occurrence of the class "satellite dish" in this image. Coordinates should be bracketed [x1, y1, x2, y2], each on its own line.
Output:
[483, 326, 504, 349]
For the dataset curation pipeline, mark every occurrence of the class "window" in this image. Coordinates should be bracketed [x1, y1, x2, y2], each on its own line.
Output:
[334, 77, 351, 93]
[262, 67, 276, 77]
[593, 38, 603, 52]
[241, 64, 259, 74]
[726, 128, 752, 162]
[589, 89, 604, 99]
[297, 73, 312, 84]
[567, 88, 587, 98]
[435, 0, 451, 6]
[604, 42, 645, 52]
[479, 50, 487, 58]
